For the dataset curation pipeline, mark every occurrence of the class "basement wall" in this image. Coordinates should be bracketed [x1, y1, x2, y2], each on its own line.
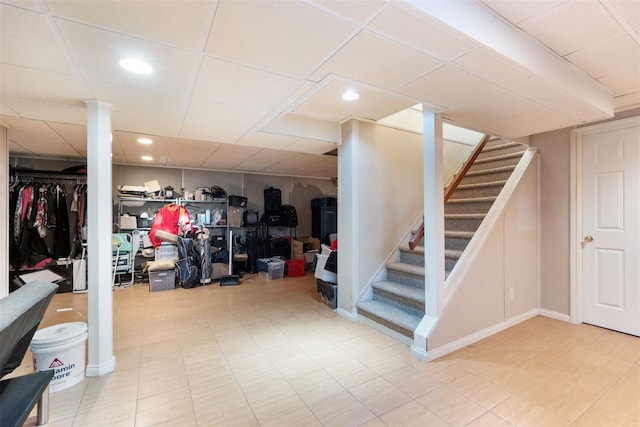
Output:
[338, 119, 425, 314]
[9, 157, 336, 239]
[530, 129, 571, 316]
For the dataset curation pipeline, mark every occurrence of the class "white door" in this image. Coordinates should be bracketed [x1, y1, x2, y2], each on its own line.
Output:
[581, 125, 640, 336]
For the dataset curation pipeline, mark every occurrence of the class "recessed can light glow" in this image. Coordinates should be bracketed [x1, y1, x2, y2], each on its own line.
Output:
[137, 137, 153, 145]
[141, 155, 153, 161]
[342, 90, 360, 101]
[120, 58, 152, 75]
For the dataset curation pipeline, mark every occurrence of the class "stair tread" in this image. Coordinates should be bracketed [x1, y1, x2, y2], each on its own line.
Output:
[474, 151, 525, 164]
[373, 280, 425, 303]
[387, 262, 425, 277]
[445, 230, 474, 238]
[445, 249, 463, 258]
[357, 299, 422, 331]
[482, 142, 525, 152]
[399, 245, 424, 254]
[466, 165, 516, 176]
[447, 196, 496, 203]
[457, 180, 507, 189]
[445, 213, 485, 219]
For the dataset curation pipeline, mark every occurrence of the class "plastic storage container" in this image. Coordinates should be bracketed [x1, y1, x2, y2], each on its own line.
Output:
[286, 259, 305, 277]
[258, 258, 285, 280]
[149, 270, 176, 292]
[155, 243, 178, 261]
[314, 254, 337, 284]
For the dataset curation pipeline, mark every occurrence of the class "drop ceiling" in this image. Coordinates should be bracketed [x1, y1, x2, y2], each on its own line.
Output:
[1, 0, 638, 178]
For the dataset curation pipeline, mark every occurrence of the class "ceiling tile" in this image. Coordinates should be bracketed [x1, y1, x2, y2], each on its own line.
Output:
[180, 99, 266, 143]
[480, 0, 565, 25]
[454, 49, 529, 86]
[368, 4, 472, 61]
[192, 57, 301, 109]
[47, 122, 87, 153]
[283, 138, 337, 155]
[233, 149, 299, 171]
[200, 144, 261, 170]
[56, 19, 199, 94]
[236, 132, 299, 150]
[292, 79, 387, 121]
[398, 64, 499, 109]
[46, 0, 217, 50]
[359, 96, 418, 121]
[608, 0, 640, 31]
[307, 0, 385, 24]
[2, 97, 87, 125]
[309, 30, 442, 90]
[1, 63, 87, 108]
[165, 140, 220, 168]
[0, 4, 72, 73]
[481, 106, 577, 138]
[566, 35, 640, 79]
[205, 1, 356, 78]
[598, 68, 640, 96]
[518, 1, 624, 56]
[88, 81, 187, 124]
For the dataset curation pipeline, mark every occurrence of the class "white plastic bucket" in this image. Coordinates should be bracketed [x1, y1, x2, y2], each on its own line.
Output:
[30, 322, 87, 393]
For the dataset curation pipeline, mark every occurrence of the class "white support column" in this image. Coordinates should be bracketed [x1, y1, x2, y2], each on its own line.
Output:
[84, 100, 116, 377]
[1, 125, 8, 298]
[423, 112, 445, 317]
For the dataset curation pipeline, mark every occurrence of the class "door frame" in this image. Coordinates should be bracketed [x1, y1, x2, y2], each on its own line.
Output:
[570, 115, 640, 326]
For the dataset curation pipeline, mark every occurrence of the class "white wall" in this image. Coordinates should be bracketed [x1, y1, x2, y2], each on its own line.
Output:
[112, 164, 336, 238]
[427, 154, 539, 350]
[338, 119, 424, 313]
[530, 129, 571, 315]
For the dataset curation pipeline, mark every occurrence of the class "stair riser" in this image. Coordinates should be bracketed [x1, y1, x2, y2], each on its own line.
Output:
[478, 145, 525, 160]
[445, 217, 484, 232]
[387, 270, 424, 289]
[445, 236, 471, 252]
[445, 201, 493, 215]
[460, 170, 514, 185]
[372, 289, 425, 317]
[399, 249, 424, 266]
[450, 184, 505, 199]
[356, 309, 413, 338]
[468, 156, 521, 172]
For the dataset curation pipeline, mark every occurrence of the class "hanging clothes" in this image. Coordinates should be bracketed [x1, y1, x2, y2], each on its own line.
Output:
[149, 203, 194, 247]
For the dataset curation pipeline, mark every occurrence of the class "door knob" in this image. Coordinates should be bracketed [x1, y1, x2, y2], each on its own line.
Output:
[584, 235, 594, 243]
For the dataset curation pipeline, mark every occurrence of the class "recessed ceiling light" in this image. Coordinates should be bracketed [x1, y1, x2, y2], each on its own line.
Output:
[342, 89, 360, 101]
[120, 58, 152, 75]
[137, 137, 153, 145]
[141, 155, 153, 161]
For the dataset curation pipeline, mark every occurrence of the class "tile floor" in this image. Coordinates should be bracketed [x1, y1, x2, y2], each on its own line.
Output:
[13, 272, 640, 426]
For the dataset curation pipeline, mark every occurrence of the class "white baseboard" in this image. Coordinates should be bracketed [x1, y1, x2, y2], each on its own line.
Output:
[336, 307, 358, 320]
[425, 309, 539, 361]
[86, 355, 116, 377]
[538, 308, 571, 323]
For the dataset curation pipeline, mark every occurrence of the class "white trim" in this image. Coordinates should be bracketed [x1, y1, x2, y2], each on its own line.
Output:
[86, 356, 116, 377]
[570, 132, 581, 324]
[425, 309, 539, 361]
[574, 116, 640, 135]
[538, 309, 571, 323]
[336, 307, 358, 320]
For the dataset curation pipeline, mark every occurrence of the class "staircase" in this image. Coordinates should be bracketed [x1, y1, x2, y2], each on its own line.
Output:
[356, 137, 528, 339]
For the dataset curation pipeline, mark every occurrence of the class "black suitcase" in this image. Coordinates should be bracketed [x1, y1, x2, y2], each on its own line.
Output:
[261, 212, 283, 227]
[264, 187, 282, 214]
[246, 236, 272, 273]
[281, 205, 298, 227]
